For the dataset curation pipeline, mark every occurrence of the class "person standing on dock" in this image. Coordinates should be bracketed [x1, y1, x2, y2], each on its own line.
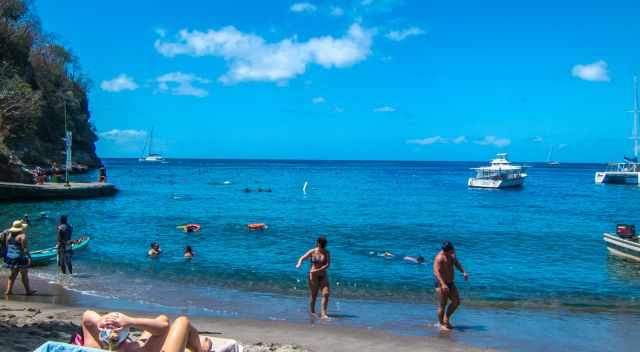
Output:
[56, 215, 74, 274]
[433, 241, 469, 331]
[98, 164, 107, 183]
[3, 220, 36, 295]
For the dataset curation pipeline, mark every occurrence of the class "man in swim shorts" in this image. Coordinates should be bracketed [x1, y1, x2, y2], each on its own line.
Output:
[433, 241, 468, 331]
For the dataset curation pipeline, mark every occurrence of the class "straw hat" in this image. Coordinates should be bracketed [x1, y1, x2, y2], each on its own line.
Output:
[9, 220, 27, 233]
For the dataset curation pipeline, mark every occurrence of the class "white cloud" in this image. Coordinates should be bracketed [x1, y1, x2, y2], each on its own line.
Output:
[330, 6, 345, 16]
[571, 60, 610, 82]
[290, 2, 317, 13]
[385, 27, 425, 41]
[100, 74, 138, 92]
[407, 136, 447, 145]
[156, 72, 210, 97]
[155, 23, 373, 84]
[312, 96, 326, 104]
[373, 106, 395, 113]
[532, 136, 544, 142]
[474, 135, 511, 148]
[406, 135, 467, 145]
[452, 136, 467, 144]
[99, 129, 146, 143]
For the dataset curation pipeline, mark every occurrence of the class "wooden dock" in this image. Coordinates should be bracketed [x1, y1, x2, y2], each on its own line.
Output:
[0, 182, 118, 201]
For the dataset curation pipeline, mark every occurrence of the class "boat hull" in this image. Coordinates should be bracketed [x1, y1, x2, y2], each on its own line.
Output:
[468, 177, 525, 189]
[29, 237, 91, 266]
[603, 233, 640, 262]
[595, 171, 640, 184]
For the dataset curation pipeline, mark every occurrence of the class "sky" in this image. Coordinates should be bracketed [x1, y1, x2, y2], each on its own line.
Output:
[36, 0, 640, 162]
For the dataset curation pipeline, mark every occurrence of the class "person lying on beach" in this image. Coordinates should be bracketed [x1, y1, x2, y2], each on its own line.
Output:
[148, 242, 161, 257]
[296, 236, 331, 319]
[80, 311, 214, 352]
[433, 241, 469, 331]
[184, 246, 194, 259]
[3, 220, 36, 296]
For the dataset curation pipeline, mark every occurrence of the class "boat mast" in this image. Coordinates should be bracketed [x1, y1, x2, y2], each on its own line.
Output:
[633, 76, 639, 159]
[148, 127, 154, 155]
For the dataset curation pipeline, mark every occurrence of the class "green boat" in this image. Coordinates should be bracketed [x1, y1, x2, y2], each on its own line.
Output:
[29, 236, 91, 266]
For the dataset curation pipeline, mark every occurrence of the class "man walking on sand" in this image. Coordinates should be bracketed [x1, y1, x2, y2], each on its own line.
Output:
[433, 241, 469, 331]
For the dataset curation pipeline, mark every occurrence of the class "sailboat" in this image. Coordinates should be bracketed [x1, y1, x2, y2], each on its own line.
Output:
[546, 146, 560, 166]
[138, 128, 167, 163]
[595, 76, 640, 184]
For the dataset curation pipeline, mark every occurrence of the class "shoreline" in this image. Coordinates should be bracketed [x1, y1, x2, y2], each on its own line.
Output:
[0, 276, 488, 352]
[3, 273, 640, 351]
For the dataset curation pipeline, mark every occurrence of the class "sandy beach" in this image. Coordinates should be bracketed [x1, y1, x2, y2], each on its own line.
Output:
[0, 274, 489, 352]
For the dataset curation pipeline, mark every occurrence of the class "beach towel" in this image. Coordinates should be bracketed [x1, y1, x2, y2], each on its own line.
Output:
[35, 337, 242, 352]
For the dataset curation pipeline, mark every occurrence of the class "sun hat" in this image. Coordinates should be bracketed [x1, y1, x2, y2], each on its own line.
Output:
[9, 220, 27, 233]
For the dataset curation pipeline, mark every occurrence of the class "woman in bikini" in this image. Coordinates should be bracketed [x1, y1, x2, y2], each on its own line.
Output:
[296, 236, 331, 319]
[80, 311, 215, 352]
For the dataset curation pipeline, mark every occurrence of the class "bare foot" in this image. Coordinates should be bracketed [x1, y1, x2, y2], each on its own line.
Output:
[439, 323, 451, 332]
[320, 314, 330, 320]
[3, 291, 12, 296]
[445, 321, 454, 329]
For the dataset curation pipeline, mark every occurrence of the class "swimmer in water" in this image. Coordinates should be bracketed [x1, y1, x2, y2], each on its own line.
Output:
[296, 236, 331, 319]
[148, 242, 161, 257]
[184, 246, 194, 259]
[404, 255, 425, 264]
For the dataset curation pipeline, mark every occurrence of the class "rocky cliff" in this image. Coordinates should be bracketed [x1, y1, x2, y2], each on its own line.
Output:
[0, 0, 100, 183]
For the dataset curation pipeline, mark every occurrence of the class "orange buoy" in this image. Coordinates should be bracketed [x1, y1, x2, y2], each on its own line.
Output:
[247, 223, 267, 230]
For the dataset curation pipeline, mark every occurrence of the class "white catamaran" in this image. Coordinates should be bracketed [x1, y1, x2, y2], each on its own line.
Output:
[138, 128, 167, 163]
[595, 76, 640, 184]
[468, 153, 527, 189]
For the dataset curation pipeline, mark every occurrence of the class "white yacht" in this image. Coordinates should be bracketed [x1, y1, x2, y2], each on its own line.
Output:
[138, 128, 167, 163]
[604, 224, 640, 262]
[468, 153, 527, 189]
[595, 76, 640, 184]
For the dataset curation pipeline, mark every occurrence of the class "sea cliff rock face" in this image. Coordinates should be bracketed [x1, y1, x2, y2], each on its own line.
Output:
[0, 0, 100, 182]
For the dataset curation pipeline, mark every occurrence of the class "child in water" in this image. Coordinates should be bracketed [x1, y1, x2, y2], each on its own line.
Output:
[184, 246, 194, 259]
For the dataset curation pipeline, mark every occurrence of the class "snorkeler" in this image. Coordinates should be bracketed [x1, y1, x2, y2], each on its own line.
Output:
[296, 236, 331, 319]
[403, 255, 425, 264]
[148, 242, 161, 257]
[79, 311, 214, 352]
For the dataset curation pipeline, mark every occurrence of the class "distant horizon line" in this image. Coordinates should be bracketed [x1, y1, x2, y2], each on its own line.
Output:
[100, 156, 614, 165]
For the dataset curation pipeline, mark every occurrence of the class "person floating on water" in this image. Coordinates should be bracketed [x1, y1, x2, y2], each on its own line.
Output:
[296, 236, 331, 319]
[2, 220, 36, 295]
[184, 246, 194, 259]
[78, 311, 214, 352]
[148, 242, 161, 257]
[433, 241, 469, 331]
[404, 255, 425, 264]
[56, 215, 74, 274]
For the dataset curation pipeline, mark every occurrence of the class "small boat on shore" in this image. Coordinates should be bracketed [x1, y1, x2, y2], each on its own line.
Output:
[30, 236, 91, 266]
[468, 153, 527, 189]
[603, 224, 640, 262]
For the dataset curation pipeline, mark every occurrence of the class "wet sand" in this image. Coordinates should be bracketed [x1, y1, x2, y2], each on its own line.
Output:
[0, 275, 488, 352]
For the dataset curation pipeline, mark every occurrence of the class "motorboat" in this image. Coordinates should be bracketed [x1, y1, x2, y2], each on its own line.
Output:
[468, 153, 527, 189]
[604, 224, 640, 262]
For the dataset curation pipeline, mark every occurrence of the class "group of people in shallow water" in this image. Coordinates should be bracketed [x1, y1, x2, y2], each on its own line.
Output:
[2, 213, 76, 296]
[147, 242, 194, 259]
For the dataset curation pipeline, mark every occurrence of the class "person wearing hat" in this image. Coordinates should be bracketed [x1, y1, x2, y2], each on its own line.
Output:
[3, 220, 36, 296]
[433, 241, 468, 331]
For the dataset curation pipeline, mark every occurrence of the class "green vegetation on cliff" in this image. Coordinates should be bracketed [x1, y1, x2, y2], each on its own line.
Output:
[0, 0, 100, 182]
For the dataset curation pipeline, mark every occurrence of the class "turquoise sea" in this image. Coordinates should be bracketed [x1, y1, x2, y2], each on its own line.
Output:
[3, 159, 640, 351]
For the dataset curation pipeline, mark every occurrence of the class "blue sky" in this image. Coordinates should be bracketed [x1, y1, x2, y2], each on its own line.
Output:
[37, 0, 640, 161]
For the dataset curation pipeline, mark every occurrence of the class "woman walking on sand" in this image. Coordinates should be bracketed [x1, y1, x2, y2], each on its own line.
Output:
[3, 220, 36, 295]
[296, 236, 331, 319]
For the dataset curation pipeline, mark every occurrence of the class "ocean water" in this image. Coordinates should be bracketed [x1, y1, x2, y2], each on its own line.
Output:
[3, 159, 640, 349]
